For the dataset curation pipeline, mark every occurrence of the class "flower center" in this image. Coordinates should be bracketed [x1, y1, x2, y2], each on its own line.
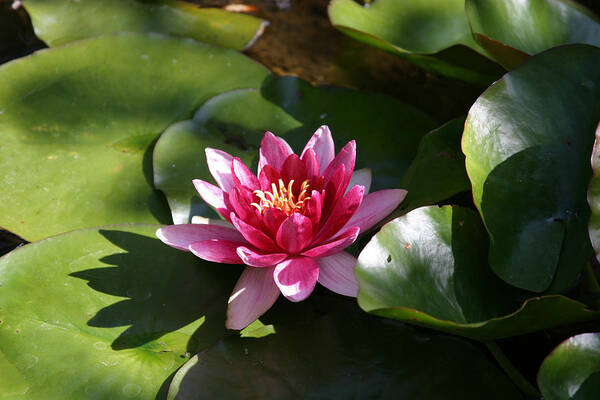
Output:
[251, 179, 311, 216]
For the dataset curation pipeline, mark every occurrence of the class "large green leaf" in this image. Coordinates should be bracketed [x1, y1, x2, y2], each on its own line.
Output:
[0, 224, 240, 399]
[462, 44, 600, 292]
[0, 33, 269, 241]
[538, 333, 600, 400]
[466, 0, 600, 69]
[23, 0, 267, 50]
[167, 295, 522, 399]
[153, 77, 437, 223]
[328, 0, 505, 85]
[398, 117, 471, 213]
[356, 206, 600, 340]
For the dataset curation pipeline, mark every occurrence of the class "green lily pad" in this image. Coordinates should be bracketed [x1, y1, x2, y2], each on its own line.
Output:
[466, 0, 600, 69]
[153, 77, 436, 223]
[538, 333, 600, 400]
[328, 0, 505, 85]
[398, 117, 471, 213]
[0, 224, 240, 399]
[462, 44, 600, 292]
[0, 33, 269, 241]
[355, 206, 600, 340]
[24, 0, 268, 50]
[167, 295, 522, 400]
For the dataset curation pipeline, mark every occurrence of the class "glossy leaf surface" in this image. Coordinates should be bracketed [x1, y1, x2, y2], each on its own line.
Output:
[466, 0, 600, 69]
[356, 206, 600, 340]
[167, 295, 522, 399]
[538, 333, 600, 400]
[398, 118, 471, 212]
[328, 0, 504, 84]
[0, 33, 269, 241]
[24, 0, 268, 50]
[0, 224, 239, 399]
[463, 45, 600, 292]
[153, 77, 436, 223]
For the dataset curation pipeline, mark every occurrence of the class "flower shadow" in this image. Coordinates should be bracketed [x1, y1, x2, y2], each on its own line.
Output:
[69, 229, 239, 352]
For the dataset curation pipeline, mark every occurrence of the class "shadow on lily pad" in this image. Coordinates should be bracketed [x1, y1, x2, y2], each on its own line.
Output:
[70, 229, 239, 352]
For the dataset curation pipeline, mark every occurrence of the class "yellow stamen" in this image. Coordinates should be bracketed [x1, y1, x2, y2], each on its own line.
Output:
[252, 179, 311, 216]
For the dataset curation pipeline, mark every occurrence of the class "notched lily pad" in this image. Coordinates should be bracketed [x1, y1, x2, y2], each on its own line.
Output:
[24, 0, 268, 50]
[0, 32, 269, 241]
[463, 44, 600, 292]
[356, 206, 600, 340]
[0, 224, 240, 399]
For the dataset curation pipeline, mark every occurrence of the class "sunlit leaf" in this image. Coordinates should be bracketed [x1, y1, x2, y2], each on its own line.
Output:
[24, 0, 268, 50]
[0, 224, 239, 399]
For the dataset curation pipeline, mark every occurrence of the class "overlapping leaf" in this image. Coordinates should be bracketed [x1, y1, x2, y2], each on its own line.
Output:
[0, 33, 269, 241]
[356, 206, 600, 340]
[167, 294, 522, 400]
[23, 0, 268, 50]
[466, 0, 600, 69]
[153, 76, 436, 223]
[328, 0, 504, 84]
[463, 44, 600, 292]
[0, 224, 240, 399]
[538, 333, 600, 400]
[398, 117, 471, 213]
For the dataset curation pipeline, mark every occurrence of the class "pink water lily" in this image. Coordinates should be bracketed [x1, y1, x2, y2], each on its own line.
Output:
[156, 126, 406, 329]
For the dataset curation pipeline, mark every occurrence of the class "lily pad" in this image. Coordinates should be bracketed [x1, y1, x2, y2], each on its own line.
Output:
[466, 0, 600, 69]
[153, 77, 436, 223]
[328, 0, 505, 85]
[398, 117, 471, 212]
[462, 44, 600, 292]
[356, 206, 600, 340]
[0, 224, 240, 399]
[538, 333, 600, 400]
[0, 33, 269, 241]
[167, 295, 522, 400]
[23, 0, 268, 50]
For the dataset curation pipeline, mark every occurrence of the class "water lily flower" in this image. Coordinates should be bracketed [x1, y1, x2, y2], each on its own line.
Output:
[156, 126, 406, 329]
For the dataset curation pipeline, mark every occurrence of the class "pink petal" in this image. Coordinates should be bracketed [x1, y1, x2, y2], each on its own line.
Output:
[261, 207, 287, 238]
[317, 251, 358, 297]
[236, 246, 288, 267]
[301, 226, 359, 258]
[232, 157, 259, 190]
[304, 190, 323, 229]
[226, 266, 280, 330]
[230, 212, 278, 251]
[316, 185, 364, 242]
[341, 189, 407, 234]
[189, 239, 244, 264]
[347, 168, 371, 195]
[156, 221, 244, 251]
[258, 131, 293, 173]
[276, 213, 314, 254]
[274, 257, 319, 302]
[280, 154, 307, 192]
[322, 140, 356, 191]
[321, 164, 346, 221]
[301, 148, 320, 179]
[192, 179, 231, 218]
[258, 164, 281, 191]
[301, 125, 334, 174]
[278, 136, 294, 155]
[205, 148, 234, 192]
[229, 187, 260, 227]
